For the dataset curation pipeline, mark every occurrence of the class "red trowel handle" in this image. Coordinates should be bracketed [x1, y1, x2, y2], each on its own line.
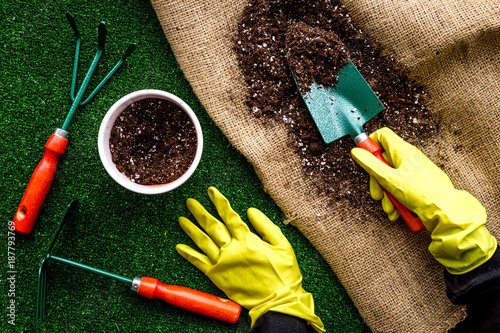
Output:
[13, 131, 68, 234]
[357, 137, 425, 234]
[136, 277, 241, 324]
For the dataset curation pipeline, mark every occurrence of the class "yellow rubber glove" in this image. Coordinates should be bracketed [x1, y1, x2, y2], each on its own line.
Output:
[351, 128, 497, 274]
[176, 187, 325, 332]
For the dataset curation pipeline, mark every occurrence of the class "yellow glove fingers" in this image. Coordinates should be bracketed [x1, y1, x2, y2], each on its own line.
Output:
[177, 187, 325, 329]
[179, 217, 220, 264]
[380, 193, 400, 221]
[186, 198, 231, 248]
[369, 175, 384, 201]
[175, 244, 213, 273]
[381, 151, 392, 169]
[381, 193, 395, 215]
[247, 208, 288, 246]
[208, 187, 251, 240]
[371, 128, 455, 189]
[370, 127, 415, 168]
[370, 176, 400, 221]
[351, 147, 396, 191]
[388, 208, 400, 222]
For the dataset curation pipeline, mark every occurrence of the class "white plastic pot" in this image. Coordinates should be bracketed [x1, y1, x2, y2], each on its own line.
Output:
[98, 89, 203, 194]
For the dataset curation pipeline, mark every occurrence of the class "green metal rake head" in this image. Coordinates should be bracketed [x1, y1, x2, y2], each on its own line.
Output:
[36, 202, 133, 328]
[36, 201, 78, 328]
[62, 12, 136, 131]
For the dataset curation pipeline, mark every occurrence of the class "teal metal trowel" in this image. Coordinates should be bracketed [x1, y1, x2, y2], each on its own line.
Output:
[301, 62, 384, 144]
[292, 61, 425, 233]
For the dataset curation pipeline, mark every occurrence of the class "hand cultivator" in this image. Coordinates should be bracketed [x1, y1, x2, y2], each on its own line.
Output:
[13, 12, 136, 234]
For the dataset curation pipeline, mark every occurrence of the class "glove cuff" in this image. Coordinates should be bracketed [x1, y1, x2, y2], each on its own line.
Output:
[419, 189, 497, 274]
[429, 225, 497, 275]
[248, 283, 325, 333]
[438, 226, 498, 275]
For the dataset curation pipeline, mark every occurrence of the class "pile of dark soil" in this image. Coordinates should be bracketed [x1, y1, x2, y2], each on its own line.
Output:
[109, 98, 197, 185]
[234, 0, 439, 208]
[286, 22, 351, 93]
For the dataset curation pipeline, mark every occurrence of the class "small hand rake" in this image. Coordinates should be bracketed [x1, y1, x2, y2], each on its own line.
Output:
[36, 202, 241, 328]
[13, 12, 136, 234]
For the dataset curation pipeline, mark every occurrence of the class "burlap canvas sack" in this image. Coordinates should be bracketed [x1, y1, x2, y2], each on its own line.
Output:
[151, 0, 500, 331]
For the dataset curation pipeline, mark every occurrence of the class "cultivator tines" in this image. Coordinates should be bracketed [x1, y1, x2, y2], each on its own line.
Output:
[63, 12, 136, 131]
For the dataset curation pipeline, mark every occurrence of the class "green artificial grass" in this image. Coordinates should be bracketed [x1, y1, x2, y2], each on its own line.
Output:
[0, 1, 370, 332]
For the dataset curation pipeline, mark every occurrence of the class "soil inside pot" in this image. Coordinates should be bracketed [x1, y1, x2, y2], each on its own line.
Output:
[234, 0, 439, 209]
[109, 98, 197, 185]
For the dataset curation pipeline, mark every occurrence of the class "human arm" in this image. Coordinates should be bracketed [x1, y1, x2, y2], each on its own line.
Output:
[351, 127, 497, 274]
[351, 127, 499, 330]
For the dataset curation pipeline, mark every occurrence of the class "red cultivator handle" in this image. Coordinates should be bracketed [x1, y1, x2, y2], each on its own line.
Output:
[356, 134, 425, 234]
[13, 129, 69, 234]
[134, 277, 241, 323]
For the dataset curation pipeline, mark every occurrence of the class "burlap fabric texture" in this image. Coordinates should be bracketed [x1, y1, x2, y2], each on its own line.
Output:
[151, 1, 500, 332]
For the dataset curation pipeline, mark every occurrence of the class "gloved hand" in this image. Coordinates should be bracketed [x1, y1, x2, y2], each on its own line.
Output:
[351, 127, 497, 274]
[176, 187, 325, 332]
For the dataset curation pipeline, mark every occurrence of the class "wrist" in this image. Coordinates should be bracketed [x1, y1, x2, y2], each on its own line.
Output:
[421, 189, 497, 274]
[248, 283, 325, 333]
[430, 224, 497, 274]
[416, 189, 486, 231]
[248, 311, 316, 333]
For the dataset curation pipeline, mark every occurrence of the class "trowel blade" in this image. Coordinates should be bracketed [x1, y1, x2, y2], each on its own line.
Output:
[301, 62, 384, 144]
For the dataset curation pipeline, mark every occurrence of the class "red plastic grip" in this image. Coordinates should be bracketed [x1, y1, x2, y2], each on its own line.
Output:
[357, 137, 425, 234]
[13, 134, 68, 234]
[137, 277, 241, 324]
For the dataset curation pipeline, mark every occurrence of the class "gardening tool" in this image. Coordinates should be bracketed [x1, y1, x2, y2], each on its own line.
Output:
[36, 202, 241, 328]
[290, 60, 425, 233]
[13, 12, 136, 234]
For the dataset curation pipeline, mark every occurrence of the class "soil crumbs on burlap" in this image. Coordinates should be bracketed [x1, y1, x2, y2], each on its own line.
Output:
[109, 98, 197, 185]
[235, 0, 439, 210]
